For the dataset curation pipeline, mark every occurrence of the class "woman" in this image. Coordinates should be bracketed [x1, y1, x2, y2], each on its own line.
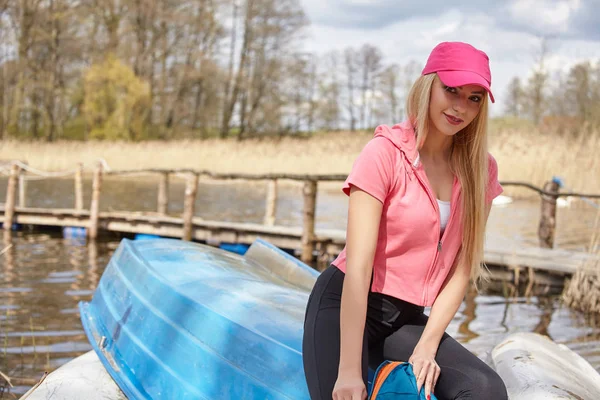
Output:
[302, 42, 508, 400]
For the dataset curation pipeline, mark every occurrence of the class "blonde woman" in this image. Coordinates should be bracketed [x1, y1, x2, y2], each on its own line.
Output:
[302, 42, 508, 400]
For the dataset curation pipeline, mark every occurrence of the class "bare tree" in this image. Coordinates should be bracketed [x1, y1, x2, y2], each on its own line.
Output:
[221, 0, 239, 136]
[505, 77, 523, 118]
[400, 60, 421, 118]
[565, 61, 595, 123]
[378, 64, 400, 124]
[4, 0, 44, 137]
[88, 0, 127, 54]
[235, 0, 307, 139]
[344, 47, 358, 131]
[159, 0, 224, 138]
[286, 54, 311, 133]
[358, 44, 382, 130]
[305, 56, 318, 133]
[220, 0, 254, 138]
[524, 37, 549, 125]
[39, 0, 79, 141]
[315, 50, 341, 132]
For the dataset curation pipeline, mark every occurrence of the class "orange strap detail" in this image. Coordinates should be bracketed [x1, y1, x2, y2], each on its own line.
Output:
[370, 361, 405, 398]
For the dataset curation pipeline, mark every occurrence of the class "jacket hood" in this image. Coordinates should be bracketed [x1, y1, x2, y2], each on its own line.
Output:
[373, 120, 419, 166]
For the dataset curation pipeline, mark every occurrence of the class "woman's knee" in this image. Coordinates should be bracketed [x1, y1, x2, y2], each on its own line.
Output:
[470, 368, 508, 400]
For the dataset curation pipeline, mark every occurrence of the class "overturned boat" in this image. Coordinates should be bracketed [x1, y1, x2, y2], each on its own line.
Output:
[21, 238, 600, 399]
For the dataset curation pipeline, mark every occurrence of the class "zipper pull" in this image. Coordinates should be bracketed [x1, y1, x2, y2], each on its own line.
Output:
[438, 241, 442, 252]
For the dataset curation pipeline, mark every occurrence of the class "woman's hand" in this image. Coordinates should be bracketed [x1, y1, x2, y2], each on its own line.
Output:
[409, 344, 440, 400]
[332, 372, 367, 400]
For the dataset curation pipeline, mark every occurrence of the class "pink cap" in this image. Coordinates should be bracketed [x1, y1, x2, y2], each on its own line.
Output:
[422, 42, 495, 103]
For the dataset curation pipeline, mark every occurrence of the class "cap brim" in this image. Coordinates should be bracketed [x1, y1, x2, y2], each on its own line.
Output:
[437, 70, 495, 103]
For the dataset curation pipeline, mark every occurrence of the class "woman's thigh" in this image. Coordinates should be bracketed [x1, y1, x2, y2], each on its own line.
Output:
[370, 313, 508, 400]
[302, 267, 370, 400]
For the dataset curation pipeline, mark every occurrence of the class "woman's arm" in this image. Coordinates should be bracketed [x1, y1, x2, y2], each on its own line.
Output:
[411, 203, 493, 398]
[333, 186, 383, 400]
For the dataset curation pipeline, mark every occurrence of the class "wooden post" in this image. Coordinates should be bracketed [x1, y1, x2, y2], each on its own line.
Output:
[74, 163, 84, 210]
[182, 173, 198, 241]
[301, 180, 317, 264]
[88, 163, 103, 240]
[538, 180, 560, 249]
[18, 169, 26, 208]
[264, 179, 278, 226]
[158, 172, 169, 215]
[4, 164, 20, 232]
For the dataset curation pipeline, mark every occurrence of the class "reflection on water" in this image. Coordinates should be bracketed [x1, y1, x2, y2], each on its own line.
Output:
[0, 233, 599, 396]
[0, 176, 599, 396]
[0, 232, 115, 395]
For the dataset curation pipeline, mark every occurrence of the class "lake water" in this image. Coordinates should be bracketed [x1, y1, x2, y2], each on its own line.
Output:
[0, 176, 599, 396]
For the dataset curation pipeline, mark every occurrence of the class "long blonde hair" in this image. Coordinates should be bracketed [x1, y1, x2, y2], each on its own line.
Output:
[406, 73, 490, 285]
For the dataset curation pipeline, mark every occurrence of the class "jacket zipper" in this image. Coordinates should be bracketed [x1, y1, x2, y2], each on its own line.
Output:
[425, 194, 458, 303]
[413, 164, 458, 305]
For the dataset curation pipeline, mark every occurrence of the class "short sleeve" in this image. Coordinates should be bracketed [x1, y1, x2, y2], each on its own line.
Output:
[342, 137, 395, 203]
[486, 153, 503, 204]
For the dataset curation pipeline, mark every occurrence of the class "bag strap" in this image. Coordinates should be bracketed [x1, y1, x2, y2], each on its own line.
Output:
[369, 361, 405, 399]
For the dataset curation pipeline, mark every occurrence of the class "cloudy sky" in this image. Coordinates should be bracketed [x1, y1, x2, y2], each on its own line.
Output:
[299, 0, 600, 116]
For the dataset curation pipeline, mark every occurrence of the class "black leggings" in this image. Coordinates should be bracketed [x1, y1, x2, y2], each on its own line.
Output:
[302, 266, 508, 400]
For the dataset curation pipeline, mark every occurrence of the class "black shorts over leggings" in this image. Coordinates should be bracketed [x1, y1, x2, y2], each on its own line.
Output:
[302, 266, 508, 400]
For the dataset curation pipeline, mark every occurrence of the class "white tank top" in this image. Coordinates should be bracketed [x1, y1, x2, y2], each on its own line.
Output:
[437, 199, 451, 235]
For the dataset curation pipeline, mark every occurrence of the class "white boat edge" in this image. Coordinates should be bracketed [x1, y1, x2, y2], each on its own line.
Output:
[492, 332, 600, 400]
[19, 350, 126, 400]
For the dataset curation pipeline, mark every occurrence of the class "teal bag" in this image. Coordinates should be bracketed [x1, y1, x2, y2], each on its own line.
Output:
[368, 361, 438, 399]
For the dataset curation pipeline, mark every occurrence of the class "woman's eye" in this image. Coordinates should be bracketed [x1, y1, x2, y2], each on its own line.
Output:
[444, 86, 457, 94]
[470, 96, 482, 103]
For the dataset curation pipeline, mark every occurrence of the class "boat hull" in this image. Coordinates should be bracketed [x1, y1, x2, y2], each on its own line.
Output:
[492, 332, 600, 399]
[79, 238, 318, 399]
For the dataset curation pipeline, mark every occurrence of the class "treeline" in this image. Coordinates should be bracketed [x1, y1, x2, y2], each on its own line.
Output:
[0, 0, 425, 141]
[504, 40, 600, 132]
[0, 1, 598, 141]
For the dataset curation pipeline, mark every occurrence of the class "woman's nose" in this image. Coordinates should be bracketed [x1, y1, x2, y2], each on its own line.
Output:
[452, 97, 467, 113]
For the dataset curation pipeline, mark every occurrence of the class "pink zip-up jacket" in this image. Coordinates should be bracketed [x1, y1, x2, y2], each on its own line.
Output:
[331, 120, 503, 307]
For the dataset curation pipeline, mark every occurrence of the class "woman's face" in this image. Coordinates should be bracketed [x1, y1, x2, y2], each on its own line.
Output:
[429, 75, 485, 137]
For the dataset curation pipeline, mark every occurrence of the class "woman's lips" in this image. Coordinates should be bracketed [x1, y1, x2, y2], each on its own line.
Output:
[444, 113, 463, 126]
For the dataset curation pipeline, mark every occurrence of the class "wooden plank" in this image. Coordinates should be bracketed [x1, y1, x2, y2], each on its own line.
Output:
[3, 164, 19, 231]
[157, 172, 169, 215]
[18, 170, 26, 208]
[484, 242, 598, 274]
[105, 168, 348, 182]
[2, 205, 598, 276]
[88, 164, 103, 239]
[102, 220, 184, 238]
[301, 180, 317, 263]
[264, 179, 277, 226]
[182, 173, 198, 241]
[75, 163, 84, 210]
[10, 207, 90, 216]
[12, 214, 89, 228]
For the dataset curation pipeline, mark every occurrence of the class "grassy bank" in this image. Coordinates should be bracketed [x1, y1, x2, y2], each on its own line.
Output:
[2, 120, 599, 195]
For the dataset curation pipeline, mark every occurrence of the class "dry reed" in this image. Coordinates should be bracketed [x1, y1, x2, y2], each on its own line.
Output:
[563, 210, 600, 316]
[1, 120, 599, 195]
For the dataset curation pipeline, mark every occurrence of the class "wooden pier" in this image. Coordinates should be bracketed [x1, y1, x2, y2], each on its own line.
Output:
[2, 161, 599, 293]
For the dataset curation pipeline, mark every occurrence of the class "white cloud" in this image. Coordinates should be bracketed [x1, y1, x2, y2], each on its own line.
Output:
[507, 0, 582, 36]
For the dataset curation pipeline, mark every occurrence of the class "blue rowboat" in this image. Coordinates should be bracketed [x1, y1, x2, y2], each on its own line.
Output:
[78, 238, 318, 400]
